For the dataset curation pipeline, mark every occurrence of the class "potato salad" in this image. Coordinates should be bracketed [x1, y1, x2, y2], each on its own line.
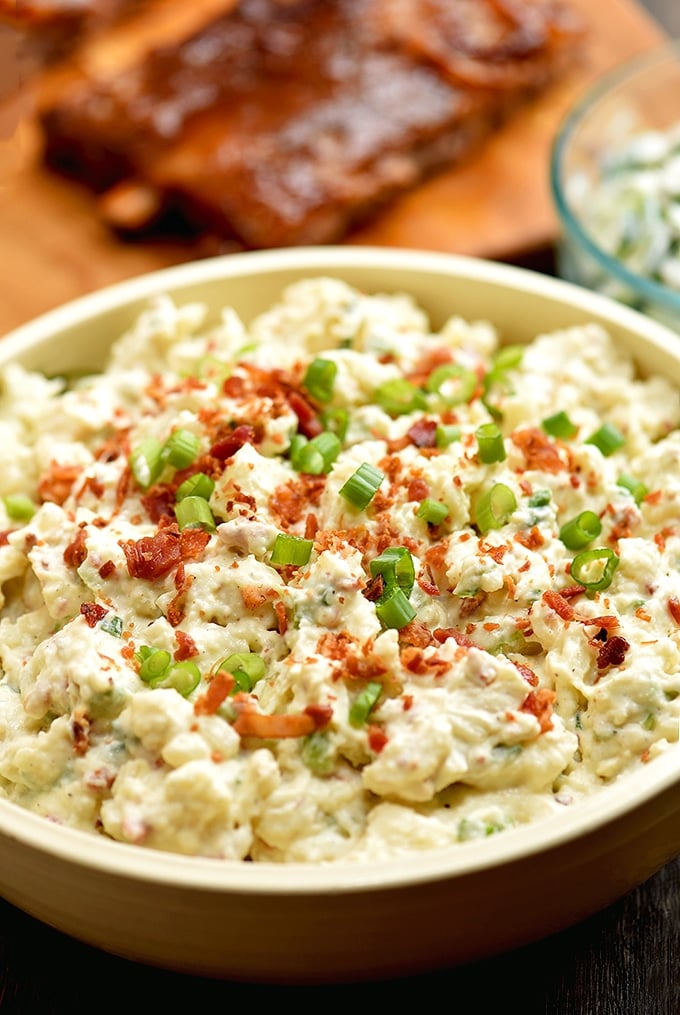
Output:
[0, 277, 678, 863]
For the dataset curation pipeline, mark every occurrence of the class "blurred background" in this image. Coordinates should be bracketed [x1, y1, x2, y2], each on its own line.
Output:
[0, 0, 677, 334]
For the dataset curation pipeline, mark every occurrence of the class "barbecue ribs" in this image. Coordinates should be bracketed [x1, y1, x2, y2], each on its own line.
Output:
[19, 0, 586, 248]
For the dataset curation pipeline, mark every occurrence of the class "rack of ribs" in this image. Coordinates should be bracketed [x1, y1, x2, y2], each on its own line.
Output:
[24, 0, 586, 249]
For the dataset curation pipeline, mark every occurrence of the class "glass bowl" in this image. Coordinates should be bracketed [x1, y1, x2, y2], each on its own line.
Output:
[551, 40, 680, 333]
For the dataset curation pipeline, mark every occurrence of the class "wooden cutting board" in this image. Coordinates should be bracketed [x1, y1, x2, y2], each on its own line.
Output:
[0, 0, 669, 335]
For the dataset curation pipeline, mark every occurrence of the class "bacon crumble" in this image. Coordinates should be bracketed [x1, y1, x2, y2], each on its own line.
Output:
[64, 526, 88, 568]
[80, 602, 107, 628]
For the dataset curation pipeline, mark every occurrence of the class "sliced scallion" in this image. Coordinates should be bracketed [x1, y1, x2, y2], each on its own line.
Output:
[320, 407, 349, 442]
[375, 585, 416, 630]
[585, 422, 625, 457]
[175, 472, 215, 502]
[301, 730, 335, 775]
[129, 437, 164, 490]
[542, 411, 578, 439]
[163, 428, 201, 469]
[3, 494, 36, 521]
[218, 652, 266, 693]
[369, 546, 415, 595]
[435, 423, 462, 448]
[425, 363, 477, 405]
[476, 422, 506, 464]
[174, 495, 216, 532]
[137, 646, 172, 684]
[491, 345, 524, 373]
[295, 445, 325, 475]
[416, 498, 449, 525]
[375, 378, 427, 417]
[271, 532, 313, 566]
[559, 510, 602, 550]
[288, 433, 308, 465]
[481, 345, 524, 419]
[617, 473, 649, 505]
[151, 659, 201, 697]
[570, 547, 619, 591]
[475, 483, 517, 535]
[302, 357, 337, 403]
[349, 681, 383, 727]
[527, 489, 551, 507]
[295, 431, 341, 475]
[339, 463, 384, 510]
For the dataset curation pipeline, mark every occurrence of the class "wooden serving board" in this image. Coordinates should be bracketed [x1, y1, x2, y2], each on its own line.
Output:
[0, 0, 669, 336]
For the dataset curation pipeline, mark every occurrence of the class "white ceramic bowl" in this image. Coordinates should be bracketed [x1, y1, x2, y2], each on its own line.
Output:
[3, 246, 680, 985]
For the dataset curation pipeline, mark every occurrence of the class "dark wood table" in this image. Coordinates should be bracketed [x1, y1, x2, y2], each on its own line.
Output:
[2, 1, 680, 1011]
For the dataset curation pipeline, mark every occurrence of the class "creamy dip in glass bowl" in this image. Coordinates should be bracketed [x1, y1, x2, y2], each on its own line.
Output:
[551, 40, 680, 333]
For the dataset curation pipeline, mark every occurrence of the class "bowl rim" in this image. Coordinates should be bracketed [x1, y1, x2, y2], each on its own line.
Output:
[2, 243, 680, 895]
[550, 37, 680, 316]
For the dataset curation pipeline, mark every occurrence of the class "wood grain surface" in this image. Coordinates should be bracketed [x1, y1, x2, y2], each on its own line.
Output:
[0, 0, 669, 335]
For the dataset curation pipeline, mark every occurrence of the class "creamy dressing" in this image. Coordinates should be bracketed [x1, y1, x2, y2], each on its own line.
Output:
[0, 278, 677, 862]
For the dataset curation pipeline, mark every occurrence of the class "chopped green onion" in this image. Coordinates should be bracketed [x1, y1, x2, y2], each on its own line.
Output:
[425, 363, 477, 405]
[339, 463, 384, 510]
[349, 681, 383, 727]
[151, 659, 201, 697]
[3, 494, 35, 521]
[528, 489, 551, 507]
[475, 483, 517, 535]
[542, 411, 578, 439]
[294, 444, 324, 475]
[271, 532, 313, 566]
[416, 498, 449, 525]
[174, 495, 216, 532]
[559, 510, 602, 550]
[617, 473, 649, 505]
[585, 422, 625, 457]
[320, 407, 349, 442]
[235, 341, 258, 358]
[288, 433, 308, 464]
[435, 423, 462, 448]
[175, 472, 215, 502]
[218, 652, 266, 693]
[302, 358, 337, 403]
[491, 345, 524, 372]
[163, 428, 201, 469]
[301, 730, 336, 775]
[100, 614, 123, 637]
[295, 431, 341, 475]
[375, 585, 416, 630]
[375, 378, 427, 417]
[369, 546, 415, 595]
[137, 646, 172, 684]
[481, 345, 524, 420]
[570, 547, 620, 591]
[129, 437, 164, 490]
[475, 422, 506, 463]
